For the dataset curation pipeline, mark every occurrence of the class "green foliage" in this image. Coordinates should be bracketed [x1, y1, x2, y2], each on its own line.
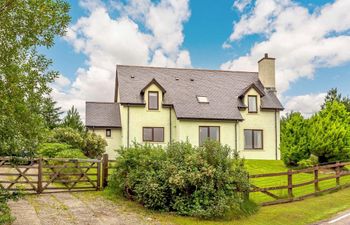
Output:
[61, 106, 85, 133]
[0, 0, 70, 156]
[297, 155, 319, 169]
[50, 127, 84, 149]
[37, 142, 73, 158]
[0, 190, 22, 225]
[281, 99, 350, 166]
[322, 88, 350, 111]
[82, 132, 107, 158]
[309, 101, 350, 163]
[55, 149, 86, 159]
[280, 112, 310, 166]
[111, 141, 253, 218]
[41, 97, 62, 129]
[44, 128, 106, 159]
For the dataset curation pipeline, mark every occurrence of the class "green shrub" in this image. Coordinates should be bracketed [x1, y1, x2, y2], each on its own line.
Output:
[309, 101, 350, 163]
[0, 190, 22, 224]
[280, 112, 310, 166]
[82, 132, 107, 158]
[297, 154, 319, 169]
[49, 127, 83, 149]
[110, 140, 253, 218]
[37, 143, 73, 158]
[55, 149, 86, 159]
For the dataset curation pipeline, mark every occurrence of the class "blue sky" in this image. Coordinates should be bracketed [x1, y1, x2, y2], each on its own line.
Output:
[46, 0, 350, 117]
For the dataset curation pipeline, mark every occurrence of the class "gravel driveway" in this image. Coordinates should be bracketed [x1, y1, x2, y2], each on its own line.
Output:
[8, 192, 162, 225]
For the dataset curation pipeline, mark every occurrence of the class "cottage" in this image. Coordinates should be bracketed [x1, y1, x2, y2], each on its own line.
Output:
[86, 54, 284, 159]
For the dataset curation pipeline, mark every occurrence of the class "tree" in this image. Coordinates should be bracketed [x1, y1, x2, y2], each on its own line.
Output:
[322, 88, 350, 111]
[42, 97, 62, 129]
[61, 106, 85, 133]
[280, 112, 310, 166]
[0, 0, 70, 156]
[309, 101, 350, 163]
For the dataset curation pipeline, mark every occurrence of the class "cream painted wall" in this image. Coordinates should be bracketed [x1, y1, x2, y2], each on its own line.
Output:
[88, 128, 122, 159]
[237, 88, 280, 159]
[177, 120, 236, 149]
[119, 83, 176, 147]
[106, 82, 281, 160]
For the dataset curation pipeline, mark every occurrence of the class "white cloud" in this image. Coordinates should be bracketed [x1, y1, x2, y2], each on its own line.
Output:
[53, 0, 191, 120]
[53, 75, 71, 88]
[222, 0, 350, 95]
[233, 0, 252, 12]
[283, 93, 326, 118]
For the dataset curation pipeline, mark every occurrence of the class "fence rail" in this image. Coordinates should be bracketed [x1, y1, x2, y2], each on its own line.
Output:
[0, 157, 104, 193]
[249, 161, 350, 206]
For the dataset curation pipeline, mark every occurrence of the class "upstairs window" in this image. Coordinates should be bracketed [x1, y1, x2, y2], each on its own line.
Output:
[199, 126, 220, 146]
[148, 91, 159, 110]
[143, 127, 164, 142]
[244, 129, 263, 149]
[248, 95, 257, 113]
[106, 129, 111, 137]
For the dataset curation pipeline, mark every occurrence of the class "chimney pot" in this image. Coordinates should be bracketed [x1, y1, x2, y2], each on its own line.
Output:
[264, 53, 268, 58]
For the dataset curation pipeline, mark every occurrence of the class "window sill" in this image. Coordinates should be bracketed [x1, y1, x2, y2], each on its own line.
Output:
[244, 148, 264, 150]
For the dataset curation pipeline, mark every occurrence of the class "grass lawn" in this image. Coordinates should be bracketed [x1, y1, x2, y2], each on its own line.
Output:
[244, 160, 350, 204]
[101, 185, 350, 225]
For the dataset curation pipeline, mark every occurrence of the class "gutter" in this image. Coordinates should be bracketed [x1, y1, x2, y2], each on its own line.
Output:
[235, 121, 238, 151]
[127, 104, 130, 148]
[275, 109, 278, 160]
[169, 107, 172, 142]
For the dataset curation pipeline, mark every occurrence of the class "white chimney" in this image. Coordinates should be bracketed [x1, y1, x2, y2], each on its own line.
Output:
[258, 53, 276, 91]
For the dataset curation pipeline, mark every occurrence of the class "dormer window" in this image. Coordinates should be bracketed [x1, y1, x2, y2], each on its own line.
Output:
[148, 91, 159, 110]
[197, 96, 209, 103]
[248, 95, 257, 113]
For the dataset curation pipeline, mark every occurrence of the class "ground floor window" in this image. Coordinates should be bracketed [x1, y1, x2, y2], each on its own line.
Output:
[106, 129, 111, 137]
[199, 126, 220, 145]
[143, 127, 164, 142]
[244, 129, 263, 149]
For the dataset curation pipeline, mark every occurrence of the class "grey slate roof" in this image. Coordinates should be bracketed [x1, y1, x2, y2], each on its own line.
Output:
[117, 65, 283, 121]
[86, 102, 121, 128]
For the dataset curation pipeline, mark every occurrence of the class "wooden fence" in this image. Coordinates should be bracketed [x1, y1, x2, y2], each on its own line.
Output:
[249, 162, 350, 206]
[0, 156, 103, 193]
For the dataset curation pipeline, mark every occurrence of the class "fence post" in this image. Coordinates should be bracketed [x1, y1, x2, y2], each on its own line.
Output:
[314, 165, 320, 192]
[102, 154, 109, 189]
[37, 157, 43, 194]
[96, 159, 101, 191]
[336, 161, 340, 186]
[287, 169, 293, 198]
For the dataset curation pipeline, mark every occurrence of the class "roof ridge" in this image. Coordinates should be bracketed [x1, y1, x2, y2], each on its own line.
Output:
[116, 64, 258, 74]
[86, 102, 118, 104]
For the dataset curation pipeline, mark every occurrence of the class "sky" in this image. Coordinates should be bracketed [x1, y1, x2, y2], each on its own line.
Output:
[45, 0, 350, 120]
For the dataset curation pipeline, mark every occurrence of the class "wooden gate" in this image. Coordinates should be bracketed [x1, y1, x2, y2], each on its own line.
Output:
[0, 157, 102, 193]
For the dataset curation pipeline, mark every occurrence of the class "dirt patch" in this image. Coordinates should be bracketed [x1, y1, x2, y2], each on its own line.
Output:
[9, 192, 161, 225]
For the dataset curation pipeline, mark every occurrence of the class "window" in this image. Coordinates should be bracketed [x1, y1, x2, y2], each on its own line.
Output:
[106, 129, 111, 137]
[244, 129, 263, 149]
[148, 91, 159, 110]
[248, 95, 257, 113]
[197, 96, 209, 103]
[199, 126, 220, 145]
[143, 127, 164, 142]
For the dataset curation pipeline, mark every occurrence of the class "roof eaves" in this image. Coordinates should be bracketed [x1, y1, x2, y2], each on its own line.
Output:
[177, 116, 244, 121]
